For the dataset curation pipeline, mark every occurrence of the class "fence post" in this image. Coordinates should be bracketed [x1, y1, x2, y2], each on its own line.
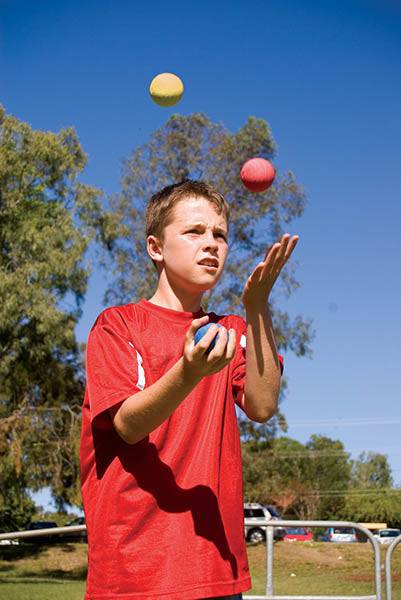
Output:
[266, 525, 274, 597]
[385, 533, 401, 600]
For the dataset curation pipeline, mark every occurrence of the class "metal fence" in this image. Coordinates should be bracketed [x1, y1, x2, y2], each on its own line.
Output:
[0, 521, 400, 599]
[0, 524, 86, 543]
[242, 519, 401, 600]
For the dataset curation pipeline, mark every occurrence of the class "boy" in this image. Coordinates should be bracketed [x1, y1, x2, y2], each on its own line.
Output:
[80, 180, 298, 600]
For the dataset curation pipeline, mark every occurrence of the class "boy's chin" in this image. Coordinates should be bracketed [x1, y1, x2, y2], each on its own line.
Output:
[190, 281, 218, 293]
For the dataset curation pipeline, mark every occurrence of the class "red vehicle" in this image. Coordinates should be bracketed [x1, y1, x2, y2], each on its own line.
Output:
[283, 526, 313, 542]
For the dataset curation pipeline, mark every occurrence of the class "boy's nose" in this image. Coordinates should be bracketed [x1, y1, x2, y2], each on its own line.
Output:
[202, 232, 218, 248]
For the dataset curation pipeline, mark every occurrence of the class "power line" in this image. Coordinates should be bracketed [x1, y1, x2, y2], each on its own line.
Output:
[271, 488, 401, 497]
[288, 418, 401, 427]
[245, 448, 401, 457]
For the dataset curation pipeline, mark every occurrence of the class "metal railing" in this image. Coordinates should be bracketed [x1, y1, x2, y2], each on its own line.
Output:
[243, 520, 382, 600]
[385, 533, 401, 600]
[0, 524, 86, 542]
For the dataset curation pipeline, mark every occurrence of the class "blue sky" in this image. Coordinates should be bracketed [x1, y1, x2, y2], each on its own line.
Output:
[2, 0, 400, 513]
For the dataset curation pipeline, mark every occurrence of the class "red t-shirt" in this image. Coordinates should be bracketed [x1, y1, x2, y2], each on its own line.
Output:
[80, 299, 284, 600]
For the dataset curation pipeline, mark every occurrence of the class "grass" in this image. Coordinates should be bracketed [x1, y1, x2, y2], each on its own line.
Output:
[0, 540, 400, 599]
[0, 542, 86, 600]
[248, 540, 401, 598]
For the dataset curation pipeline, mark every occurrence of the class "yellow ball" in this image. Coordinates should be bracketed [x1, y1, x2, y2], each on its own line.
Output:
[149, 73, 184, 107]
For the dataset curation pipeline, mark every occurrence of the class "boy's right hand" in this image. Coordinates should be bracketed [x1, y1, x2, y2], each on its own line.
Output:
[183, 315, 236, 380]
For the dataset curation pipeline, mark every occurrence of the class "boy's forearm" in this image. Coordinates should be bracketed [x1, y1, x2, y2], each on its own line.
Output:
[244, 304, 281, 422]
[113, 357, 203, 444]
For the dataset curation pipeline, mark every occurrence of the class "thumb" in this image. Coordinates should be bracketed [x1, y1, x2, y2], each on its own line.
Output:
[192, 315, 209, 326]
[188, 315, 209, 337]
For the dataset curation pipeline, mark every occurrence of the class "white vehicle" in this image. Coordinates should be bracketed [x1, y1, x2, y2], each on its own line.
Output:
[373, 528, 401, 545]
[323, 526, 358, 543]
[244, 503, 286, 544]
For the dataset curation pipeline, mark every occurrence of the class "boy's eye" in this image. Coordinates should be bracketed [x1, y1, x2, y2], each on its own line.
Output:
[187, 229, 227, 240]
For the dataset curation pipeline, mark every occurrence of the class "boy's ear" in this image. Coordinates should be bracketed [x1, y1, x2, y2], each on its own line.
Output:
[147, 235, 164, 266]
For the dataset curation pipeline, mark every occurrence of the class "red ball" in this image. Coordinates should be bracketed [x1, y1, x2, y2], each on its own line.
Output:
[240, 157, 276, 192]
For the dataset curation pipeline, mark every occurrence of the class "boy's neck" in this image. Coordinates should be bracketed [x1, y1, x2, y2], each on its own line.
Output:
[147, 292, 203, 314]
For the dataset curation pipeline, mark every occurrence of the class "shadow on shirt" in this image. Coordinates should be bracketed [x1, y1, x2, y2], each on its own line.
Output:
[93, 424, 239, 579]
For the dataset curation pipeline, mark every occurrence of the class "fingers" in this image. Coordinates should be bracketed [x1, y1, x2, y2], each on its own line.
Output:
[264, 242, 281, 262]
[260, 234, 299, 282]
[207, 327, 226, 358]
[225, 328, 236, 359]
[274, 234, 299, 276]
[266, 234, 299, 261]
[188, 317, 237, 361]
[192, 323, 220, 356]
[277, 234, 299, 261]
[207, 326, 236, 362]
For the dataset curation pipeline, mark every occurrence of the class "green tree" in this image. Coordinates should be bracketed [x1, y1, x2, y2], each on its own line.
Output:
[0, 105, 119, 528]
[351, 452, 393, 488]
[102, 112, 314, 435]
[242, 436, 309, 509]
[0, 459, 36, 532]
[342, 452, 399, 526]
[343, 489, 401, 527]
[304, 435, 352, 519]
[242, 434, 353, 520]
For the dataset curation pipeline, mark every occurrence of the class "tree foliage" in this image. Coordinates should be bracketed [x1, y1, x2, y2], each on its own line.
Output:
[242, 435, 401, 524]
[341, 452, 400, 526]
[342, 490, 401, 527]
[243, 435, 352, 520]
[351, 451, 393, 489]
[0, 105, 120, 527]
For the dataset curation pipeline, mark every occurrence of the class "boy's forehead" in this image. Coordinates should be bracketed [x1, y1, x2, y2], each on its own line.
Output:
[173, 196, 227, 228]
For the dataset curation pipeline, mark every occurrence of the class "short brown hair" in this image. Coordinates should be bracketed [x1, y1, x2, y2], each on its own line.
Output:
[145, 180, 230, 270]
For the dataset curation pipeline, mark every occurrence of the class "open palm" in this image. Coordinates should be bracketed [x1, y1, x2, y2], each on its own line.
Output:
[241, 233, 299, 309]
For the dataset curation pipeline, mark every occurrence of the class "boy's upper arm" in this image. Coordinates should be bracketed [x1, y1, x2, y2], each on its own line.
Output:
[108, 400, 132, 442]
[109, 403, 122, 421]
[108, 400, 125, 423]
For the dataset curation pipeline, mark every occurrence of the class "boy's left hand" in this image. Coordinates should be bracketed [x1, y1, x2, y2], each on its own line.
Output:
[241, 233, 299, 310]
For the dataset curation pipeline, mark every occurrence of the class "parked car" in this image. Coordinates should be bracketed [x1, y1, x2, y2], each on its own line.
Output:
[283, 527, 313, 542]
[244, 503, 286, 544]
[25, 521, 59, 544]
[373, 528, 401, 545]
[58, 516, 87, 543]
[0, 538, 19, 545]
[322, 526, 357, 543]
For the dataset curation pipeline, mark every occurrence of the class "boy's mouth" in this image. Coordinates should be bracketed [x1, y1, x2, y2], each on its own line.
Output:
[198, 257, 219, 268]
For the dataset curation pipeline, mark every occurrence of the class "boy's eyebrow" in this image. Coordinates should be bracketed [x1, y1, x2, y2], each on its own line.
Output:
[185, 222, 228, 234]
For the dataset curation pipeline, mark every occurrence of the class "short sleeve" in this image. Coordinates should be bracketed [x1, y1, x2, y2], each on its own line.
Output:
[231, 315, 284, 411]
[86, 307, 144, 424]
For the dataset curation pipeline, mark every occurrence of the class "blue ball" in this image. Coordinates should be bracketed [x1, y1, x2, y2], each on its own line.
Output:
[194, 323, 223, 353]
